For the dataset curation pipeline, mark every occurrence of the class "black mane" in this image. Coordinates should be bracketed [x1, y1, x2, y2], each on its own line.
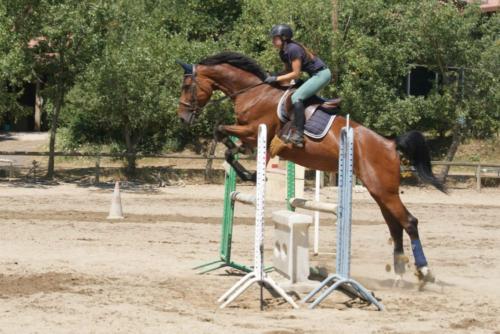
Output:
[199, 52, 267, 81]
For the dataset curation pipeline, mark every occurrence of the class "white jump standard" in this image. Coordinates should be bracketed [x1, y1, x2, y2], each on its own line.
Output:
[218, 124, 298, 310]
[302, 117, 384, 310]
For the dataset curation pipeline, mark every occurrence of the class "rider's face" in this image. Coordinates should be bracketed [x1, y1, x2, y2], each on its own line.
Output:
[272, 36, 282, 49]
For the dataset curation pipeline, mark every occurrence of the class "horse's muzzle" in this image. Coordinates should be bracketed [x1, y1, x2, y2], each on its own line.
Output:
[180, 112, 197, 126]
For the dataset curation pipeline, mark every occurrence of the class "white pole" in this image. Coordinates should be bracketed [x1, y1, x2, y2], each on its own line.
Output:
[218, 124, 298, 309]
[313, 170, 321, 255]
[254, 124, 267, 282]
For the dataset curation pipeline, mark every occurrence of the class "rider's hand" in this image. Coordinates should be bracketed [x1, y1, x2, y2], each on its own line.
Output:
[264, 75, 277, 84]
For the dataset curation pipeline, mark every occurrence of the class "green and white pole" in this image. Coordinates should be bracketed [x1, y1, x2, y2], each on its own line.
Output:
[193, 136, 253, 274]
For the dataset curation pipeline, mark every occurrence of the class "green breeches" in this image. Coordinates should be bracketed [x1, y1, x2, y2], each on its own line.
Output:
[291, 68, 332, 104]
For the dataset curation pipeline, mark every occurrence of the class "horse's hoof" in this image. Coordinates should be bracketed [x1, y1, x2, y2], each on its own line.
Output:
[393, 274, 404, 288]
[394, 254, 409, 275]
[249, 172, 257, 183]
[415, 266, 435, 291]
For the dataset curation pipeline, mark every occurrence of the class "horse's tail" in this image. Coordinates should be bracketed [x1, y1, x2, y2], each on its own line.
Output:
[395, 130, 447, 193]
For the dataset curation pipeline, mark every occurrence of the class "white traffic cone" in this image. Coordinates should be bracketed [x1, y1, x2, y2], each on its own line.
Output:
[107, 181, 124, 219]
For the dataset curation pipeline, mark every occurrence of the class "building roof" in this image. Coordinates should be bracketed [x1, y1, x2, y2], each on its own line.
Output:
[466, 0, 500, 12]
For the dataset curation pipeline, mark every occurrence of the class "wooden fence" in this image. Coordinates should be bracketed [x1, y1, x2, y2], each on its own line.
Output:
[0, 151, 499, 191]
[429, 161, 500, 191]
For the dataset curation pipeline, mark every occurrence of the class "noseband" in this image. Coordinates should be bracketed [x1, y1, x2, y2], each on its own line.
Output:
[179, 65, 203, 124]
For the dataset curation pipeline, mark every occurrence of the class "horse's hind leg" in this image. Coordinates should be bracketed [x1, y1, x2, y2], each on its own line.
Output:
[374, 193, 435, 288]
[380, 208, 407, 285]
[353, 128, 434, 288]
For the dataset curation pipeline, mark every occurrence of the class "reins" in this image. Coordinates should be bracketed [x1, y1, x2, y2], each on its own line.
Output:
[208, 82, 266, 107]
[180, 64, 266, 116]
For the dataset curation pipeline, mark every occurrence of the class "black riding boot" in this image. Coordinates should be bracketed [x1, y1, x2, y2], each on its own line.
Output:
[289, 101, 305, 148]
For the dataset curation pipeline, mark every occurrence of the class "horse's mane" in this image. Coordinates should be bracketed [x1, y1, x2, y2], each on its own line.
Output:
[199, 52, 267, 81]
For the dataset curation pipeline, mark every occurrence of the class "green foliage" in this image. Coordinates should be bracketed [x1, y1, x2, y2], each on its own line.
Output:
[0, 1, 30, 116]
[1, 0, 498, 167]
[63, 2, 227, 157]
[334, 0, 498, 136]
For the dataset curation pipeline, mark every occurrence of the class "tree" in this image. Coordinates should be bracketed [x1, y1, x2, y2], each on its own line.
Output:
[0, 1, 32, 122]
[4, 0, 496, 181]
[227, 0, 498, 175]
[63, 1, 226, 175]
[0, 0, 110, 178]
[329, 0, 498, 170]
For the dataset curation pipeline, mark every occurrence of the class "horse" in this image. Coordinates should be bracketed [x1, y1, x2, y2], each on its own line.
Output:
[176, 51, 445, 287]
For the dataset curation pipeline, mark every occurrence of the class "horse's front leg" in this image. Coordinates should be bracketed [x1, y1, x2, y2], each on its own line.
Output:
[216, 124, 257, 183]
[216, 124, 257, 144]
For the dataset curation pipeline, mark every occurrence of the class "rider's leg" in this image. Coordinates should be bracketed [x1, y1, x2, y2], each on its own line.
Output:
[289, 100, 305, 147]
[289, 68, 332, 147]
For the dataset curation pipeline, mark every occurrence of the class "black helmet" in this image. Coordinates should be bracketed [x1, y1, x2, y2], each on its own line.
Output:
[270, 24, 293, 40]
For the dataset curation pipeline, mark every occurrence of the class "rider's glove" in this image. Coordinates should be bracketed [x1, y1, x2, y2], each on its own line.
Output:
[264, 76, 278, 84]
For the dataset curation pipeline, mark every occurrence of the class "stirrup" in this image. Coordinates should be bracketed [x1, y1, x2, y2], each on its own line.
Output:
[289, 133, 304, 148]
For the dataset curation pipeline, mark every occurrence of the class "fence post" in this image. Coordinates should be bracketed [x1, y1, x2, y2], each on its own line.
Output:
[9, 161, 13, 180]
[204, 139, 217, 182]
[476, 164, 481, 192]
[95, 155, 101, 185]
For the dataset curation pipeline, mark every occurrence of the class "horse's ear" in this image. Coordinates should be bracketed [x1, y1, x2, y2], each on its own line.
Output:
[176, 59, 193, 75]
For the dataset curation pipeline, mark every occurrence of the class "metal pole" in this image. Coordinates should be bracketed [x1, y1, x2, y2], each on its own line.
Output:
[314, 170, 321, 255]
[218, 125, 298, 310]
[302, 115, 384, 310]
[286, 161, 295, 211]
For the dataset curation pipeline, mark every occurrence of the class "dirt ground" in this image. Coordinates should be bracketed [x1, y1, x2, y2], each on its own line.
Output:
[0, 181, 499, 334]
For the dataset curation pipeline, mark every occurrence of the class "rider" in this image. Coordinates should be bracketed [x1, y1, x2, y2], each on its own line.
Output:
[265, 24, 332, 148]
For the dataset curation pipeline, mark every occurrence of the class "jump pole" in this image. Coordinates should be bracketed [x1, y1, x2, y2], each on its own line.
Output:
[286, 163, 324, 254]
[302, 115, 384, 310]
[314, 170, 321, 255]
[193, 136, 253, 274]
[218, 124, 298, 309]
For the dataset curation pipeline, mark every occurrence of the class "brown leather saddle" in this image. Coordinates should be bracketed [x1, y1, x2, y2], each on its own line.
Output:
[306, 95, 342, 113]
[276, 81, 341, 118]
[274, 84, 340, 146]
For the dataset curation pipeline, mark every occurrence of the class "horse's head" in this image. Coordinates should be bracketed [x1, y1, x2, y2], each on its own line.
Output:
[176, 60, 213, 125]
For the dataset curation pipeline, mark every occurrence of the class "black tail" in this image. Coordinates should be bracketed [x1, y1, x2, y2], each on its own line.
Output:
[396, 131, 447, 193]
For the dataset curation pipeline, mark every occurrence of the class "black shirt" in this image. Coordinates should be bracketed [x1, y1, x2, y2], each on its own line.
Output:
[279, 42, 327, 76]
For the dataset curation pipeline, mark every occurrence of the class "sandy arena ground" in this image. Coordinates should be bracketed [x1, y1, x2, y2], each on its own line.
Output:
[0, 181, 499, 334]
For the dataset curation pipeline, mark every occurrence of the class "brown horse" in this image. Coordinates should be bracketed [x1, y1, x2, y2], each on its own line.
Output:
[177, 51, 445, 286]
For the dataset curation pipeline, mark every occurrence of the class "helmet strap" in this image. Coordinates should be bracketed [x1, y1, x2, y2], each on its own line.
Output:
[281, 37, 287, 48]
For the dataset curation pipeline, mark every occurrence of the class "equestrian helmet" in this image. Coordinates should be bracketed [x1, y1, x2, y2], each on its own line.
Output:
[270, 24, 293, 40]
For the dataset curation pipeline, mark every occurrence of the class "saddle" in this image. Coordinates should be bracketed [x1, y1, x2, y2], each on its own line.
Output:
[275, 86, 339, 142]
[306, 95, 342, 112]
[275, 80, 341, 117]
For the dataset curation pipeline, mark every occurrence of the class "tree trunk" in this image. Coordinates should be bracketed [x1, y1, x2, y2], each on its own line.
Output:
[34, 80, 42, 132]
[204, 139, 218, 182]
[438, 125, 461, 182]
[46, 86, 63, 179]
[331, 0, 339, 33]
[331, 0, 340, 84]
[125, 153, 137, 177]
[124, 126, 137, 177]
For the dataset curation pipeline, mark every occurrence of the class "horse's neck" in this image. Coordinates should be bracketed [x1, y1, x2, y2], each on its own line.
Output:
[202, 64, 261, 96]
[202, 65, 283, 127]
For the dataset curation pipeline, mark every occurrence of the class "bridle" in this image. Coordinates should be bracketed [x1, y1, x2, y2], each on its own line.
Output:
[179, 64, 265, 124]
[179, 65, 202, 122]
